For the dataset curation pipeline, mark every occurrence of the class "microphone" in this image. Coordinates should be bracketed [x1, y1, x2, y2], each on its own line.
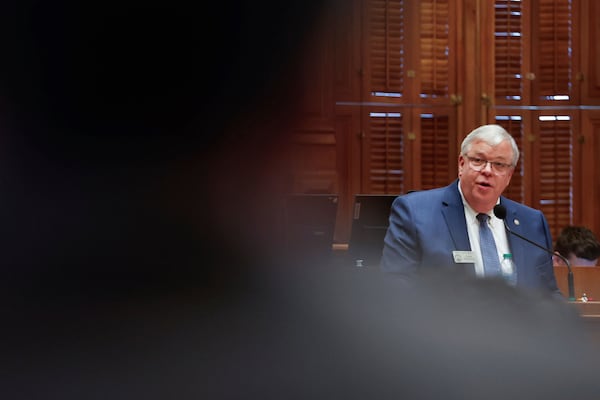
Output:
[493, 204, 575, 301]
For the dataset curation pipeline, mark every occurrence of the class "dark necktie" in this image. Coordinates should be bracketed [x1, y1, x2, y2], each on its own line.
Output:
[477, 213, 501, 277]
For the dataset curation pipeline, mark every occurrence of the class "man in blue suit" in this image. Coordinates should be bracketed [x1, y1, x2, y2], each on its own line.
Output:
[381, 124, 560, 296]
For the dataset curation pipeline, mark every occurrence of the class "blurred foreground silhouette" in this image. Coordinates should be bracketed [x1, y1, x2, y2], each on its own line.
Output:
[2, 1, 599, 398]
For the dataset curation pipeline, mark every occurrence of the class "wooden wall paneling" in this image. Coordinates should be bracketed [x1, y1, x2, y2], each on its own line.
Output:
[404, 110, 419, 191]
[331, 0, 363, 243]
[294, 23, 335, 133]
[334, 110, 360, 243]
[581, 111, 600, 237]
[458, 0, 479, 132]
[359, 0, 371, 102]
[570, 111, 583, 227]
[289, 133, 338, 194]
[580, 0, 600, 104]
[520, 114, 535, 207]
[595, 117, 600, 238]
[345, 105, 362, 218]
[287, 4, 338, 195]
[570, 0, 582, 104]
[478, 0, 495, 127]
[360, 107, 372, 193]
[332, 0, 362, 103]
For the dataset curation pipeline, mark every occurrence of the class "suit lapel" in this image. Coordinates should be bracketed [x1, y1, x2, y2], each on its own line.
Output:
[441, 181, 471, 251]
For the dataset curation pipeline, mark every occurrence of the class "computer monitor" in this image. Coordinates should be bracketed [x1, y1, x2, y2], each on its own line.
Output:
[282, 194, 339, 267]
[348, 194, 398, 268]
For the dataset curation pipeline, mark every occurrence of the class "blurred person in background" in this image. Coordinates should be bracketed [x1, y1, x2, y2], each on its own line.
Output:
[553, 225, 600, 267]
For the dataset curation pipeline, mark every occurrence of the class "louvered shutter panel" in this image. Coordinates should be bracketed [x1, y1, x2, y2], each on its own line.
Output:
[416, 1, 453, 189]
[494, 0, 523, 102]
[367, 112, 404, 193]
[419, 0, 450, 98]
[419, 113, 452, 189]
[363, 0, 406, 193]
[536, 117, 573, 239]
[534, 0, 573, 101]
[363, 1, 453, 194]
[493, 1, 525, 204]
[369, 0, 404, 97]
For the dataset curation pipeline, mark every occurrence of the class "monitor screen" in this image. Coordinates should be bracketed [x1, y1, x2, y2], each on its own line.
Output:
[348, 194, 398, 268]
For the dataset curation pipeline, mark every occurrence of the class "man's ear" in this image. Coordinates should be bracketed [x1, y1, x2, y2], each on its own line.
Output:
[552, 253, 564, 267]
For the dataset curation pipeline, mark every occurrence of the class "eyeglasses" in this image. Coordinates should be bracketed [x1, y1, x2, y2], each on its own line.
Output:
[463, 155, 514, 175]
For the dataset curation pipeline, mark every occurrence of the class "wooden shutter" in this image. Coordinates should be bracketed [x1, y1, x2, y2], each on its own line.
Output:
[415, 1, 454, 189]
[533, 0, 573, 102]
[535, 115, 574, 239]
[419, 0, 451, 98]
[364, 0, 454, 194]
[364, 0, 406, 193]
[494, 0, 524, 102]
[418, 112, 454, 190]
[369, 0, 404, 97]
[367, 111, 404, 193]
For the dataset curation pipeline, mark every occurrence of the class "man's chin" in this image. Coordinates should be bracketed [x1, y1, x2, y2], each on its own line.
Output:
[470, 196, 497, 213]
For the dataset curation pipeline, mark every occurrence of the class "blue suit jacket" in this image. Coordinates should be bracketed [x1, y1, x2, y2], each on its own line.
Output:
[381, 180, 560, 294]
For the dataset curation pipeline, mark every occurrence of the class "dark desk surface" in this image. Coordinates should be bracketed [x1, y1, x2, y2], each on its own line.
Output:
[571, 300, 600, 317]
[570, 301, 600, 348]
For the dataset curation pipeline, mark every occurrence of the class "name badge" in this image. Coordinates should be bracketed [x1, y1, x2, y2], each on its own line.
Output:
[453, 251, 475, 264]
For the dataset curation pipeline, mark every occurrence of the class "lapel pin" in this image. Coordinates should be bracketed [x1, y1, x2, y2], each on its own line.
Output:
[514, 219, 520, 226]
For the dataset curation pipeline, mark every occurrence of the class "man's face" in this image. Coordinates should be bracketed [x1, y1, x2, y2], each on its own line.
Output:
[458, 139, 514, 213]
